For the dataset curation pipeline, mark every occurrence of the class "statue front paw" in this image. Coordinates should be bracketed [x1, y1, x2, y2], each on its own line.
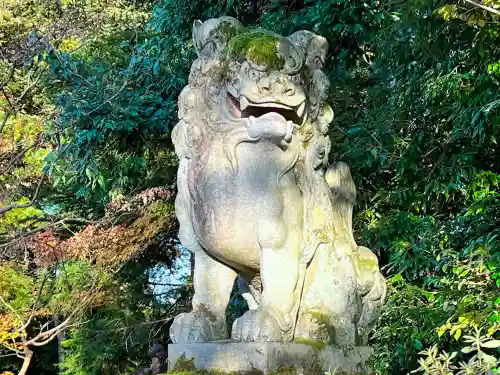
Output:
[231, 308, 283, 342]
[246, 114, 294, 146]
[170, 311, 227, 344]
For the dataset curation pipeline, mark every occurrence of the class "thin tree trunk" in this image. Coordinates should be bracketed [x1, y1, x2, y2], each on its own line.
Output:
[250, 0, 258, 15]
[189, 252, 195, 280]
[55, 314, 65, 373]
[18, 348, 33, 375]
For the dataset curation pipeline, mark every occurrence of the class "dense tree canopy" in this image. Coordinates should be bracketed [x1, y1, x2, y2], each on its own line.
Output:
[1, 0, 499, 374]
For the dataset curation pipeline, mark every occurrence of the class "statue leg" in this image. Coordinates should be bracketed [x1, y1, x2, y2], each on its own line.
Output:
[295, 245, 359, 347]
[170, 249, 237, 343]
[354, 247, 387, 344]
[170, 186, 237, 343]
[232, 181, 303, 342]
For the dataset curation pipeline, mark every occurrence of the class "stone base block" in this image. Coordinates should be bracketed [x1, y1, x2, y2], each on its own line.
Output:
[168, 341, 373, 374]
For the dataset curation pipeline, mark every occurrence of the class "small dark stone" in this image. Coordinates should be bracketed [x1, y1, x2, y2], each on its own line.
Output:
[134, 368, 152, 375]
[148, 343, 167, 359]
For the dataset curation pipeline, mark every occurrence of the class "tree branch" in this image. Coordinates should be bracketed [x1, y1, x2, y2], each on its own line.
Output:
[1, 87, 14, 108]
[0, 217, 94, 249]
[25, 316, 72, 346]
[31, 322, 76, 347]
[87, 317, 176, 333]
[15, 67, 47, 105]
[147, 281, 191, 287]
[0, 295, 23, 323]
[1, 138, 41, 174]
[0, 172, 46, 215]
[0, 63, 16, 91]
[18, 273, 48, 332]
[0, 66, 45, 135]
[84, 81, 128, 117]
[0, 352, 22, 358]
[27, 288, 100, 347]
[464, 0, 500, 15]
[0, 109, 13, 134]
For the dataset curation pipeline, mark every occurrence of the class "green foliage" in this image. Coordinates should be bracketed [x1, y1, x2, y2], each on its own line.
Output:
[0, 264, 34, 312]
[59, 261, 191, 375]
[0, 200, 44, 235]
[44, 0, 251, 206]
[0, 260, 110, 319]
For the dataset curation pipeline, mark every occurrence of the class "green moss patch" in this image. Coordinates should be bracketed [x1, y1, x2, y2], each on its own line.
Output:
[295, 337, 327, 350]
[228, 30, 284, 70]
[354, 254, 378, 270]
[171, 355, 196, 372]
[210, 21, 241, 41]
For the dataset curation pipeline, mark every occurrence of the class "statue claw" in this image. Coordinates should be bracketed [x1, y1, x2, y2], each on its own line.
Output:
[170, 311, 227, 344]
[231, 309, 282, 342]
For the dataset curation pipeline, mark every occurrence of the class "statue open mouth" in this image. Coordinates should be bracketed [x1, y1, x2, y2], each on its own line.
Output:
[227, 93, 307, 126]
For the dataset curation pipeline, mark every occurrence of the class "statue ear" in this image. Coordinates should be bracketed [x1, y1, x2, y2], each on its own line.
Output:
[192, 17, 243, 60]
[288, 30, 328, 71]
[305, 36, 328, 70]
[325, 161, 356, 202]
[322, 103, 334, 124]
[316, 103, 334, 134]
[192, 20, 205, 55]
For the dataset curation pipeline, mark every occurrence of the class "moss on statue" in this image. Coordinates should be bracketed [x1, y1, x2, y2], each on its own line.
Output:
[165, 369, 371, 375]
[165, 354, 371, 375]
[167, 354, 264, 375]
[210, 21, 242, 41]
[294, 337, 327, 350]
[354, 252, 378, 270]
[228, 30, 284, 70]
[309, 311, 338, 344]
[171, 355, 196, 372]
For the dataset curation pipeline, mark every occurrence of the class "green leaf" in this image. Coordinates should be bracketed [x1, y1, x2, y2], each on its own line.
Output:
[481, 340, 500, 348]
[153, 59, 160, 75]
[478, 350, 498, 365]
[97, 175, 106, 190]
[85, 167, 93, 180]
[460, 346, 474, 353]
[391, 274, 404, 283]
[415, 339, 422, 350]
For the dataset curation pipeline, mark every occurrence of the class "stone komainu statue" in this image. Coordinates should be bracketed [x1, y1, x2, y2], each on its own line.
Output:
[170, 17, 387, 346]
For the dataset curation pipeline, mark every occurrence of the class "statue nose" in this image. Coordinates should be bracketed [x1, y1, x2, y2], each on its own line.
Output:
[276, 76, 295, 96]
[258, 77, 271, 94]
[284, 86, 295, 96]
[258, 77, 295, 96]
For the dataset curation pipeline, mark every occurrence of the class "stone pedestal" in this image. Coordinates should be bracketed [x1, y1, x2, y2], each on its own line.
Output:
[168, 341, 373, 374]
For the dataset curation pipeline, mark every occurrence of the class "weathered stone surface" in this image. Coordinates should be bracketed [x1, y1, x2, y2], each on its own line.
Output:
[169, 16, 387, 347]
[168, 342, 373, 374]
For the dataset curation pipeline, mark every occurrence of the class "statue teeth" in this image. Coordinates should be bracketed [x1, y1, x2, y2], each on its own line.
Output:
[297, 102, 306, 118]
[240, 97, 249, 111]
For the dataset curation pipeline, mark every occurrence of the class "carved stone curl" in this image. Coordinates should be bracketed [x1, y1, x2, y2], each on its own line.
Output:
[169, 17, 387, 347]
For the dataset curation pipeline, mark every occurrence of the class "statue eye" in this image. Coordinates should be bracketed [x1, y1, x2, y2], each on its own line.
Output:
[312, 56, 323, 69]
[248, 67, 262, 81]
[201, 41, 216, 57]
[290, 74, 302, 84]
